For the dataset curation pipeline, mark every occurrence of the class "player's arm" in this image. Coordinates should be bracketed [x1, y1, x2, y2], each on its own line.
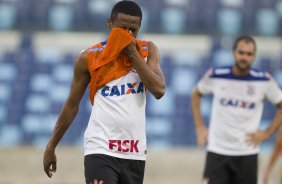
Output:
[124, 41, 165, 99]
[190, 88, 208, 147]
[264, 101, 282, 137]
[43, 52, 90, 178]
[247, 101, 282, 146]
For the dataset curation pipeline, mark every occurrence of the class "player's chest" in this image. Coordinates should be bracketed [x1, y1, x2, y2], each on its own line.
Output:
[214, 80, 266, 101]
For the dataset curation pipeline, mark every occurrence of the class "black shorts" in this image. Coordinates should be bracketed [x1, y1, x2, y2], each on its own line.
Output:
[203, 151, 258, 184]
[84, 154, 145, 184]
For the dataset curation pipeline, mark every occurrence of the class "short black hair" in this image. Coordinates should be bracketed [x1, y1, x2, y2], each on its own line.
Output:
[110, 0, 142, 21]
[233, 35, 257, 51]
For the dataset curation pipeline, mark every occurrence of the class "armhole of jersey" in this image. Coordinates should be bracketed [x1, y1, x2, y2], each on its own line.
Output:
[143, 41, 149, 63]
[84, 43, 103, 73]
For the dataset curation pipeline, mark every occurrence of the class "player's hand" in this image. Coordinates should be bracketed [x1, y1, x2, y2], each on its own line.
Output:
[123, 30, 139, 58]
[196, 125, 208, 147]
[123, 40, 138, 58]
[43, 144, 57, 178]
[246, 130, 268, 147]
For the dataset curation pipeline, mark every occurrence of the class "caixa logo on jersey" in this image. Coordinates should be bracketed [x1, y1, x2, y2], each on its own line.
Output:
[220, 98, 256, 109]
[101, 82, 144, 97]
[109, 140, 139, 153]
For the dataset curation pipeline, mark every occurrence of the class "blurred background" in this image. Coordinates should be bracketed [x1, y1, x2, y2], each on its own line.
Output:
[0, 0, 282, 183]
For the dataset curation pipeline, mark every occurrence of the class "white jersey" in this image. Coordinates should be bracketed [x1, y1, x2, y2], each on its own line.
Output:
[197, 66, 282, 156]
[84, 69, 147, 160]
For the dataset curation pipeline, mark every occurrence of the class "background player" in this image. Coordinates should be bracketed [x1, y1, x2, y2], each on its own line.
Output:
[191, 35, 282, 184]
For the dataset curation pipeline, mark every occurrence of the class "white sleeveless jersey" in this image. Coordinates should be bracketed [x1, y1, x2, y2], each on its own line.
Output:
[197, 66, 282, 156]
[84, 69, 147, 160]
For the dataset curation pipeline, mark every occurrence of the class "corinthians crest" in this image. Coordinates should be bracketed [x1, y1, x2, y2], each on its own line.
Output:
[247, 84, 255, 96]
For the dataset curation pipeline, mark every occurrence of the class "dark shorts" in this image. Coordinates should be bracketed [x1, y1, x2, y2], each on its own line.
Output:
[203, 151, 258, 184]
[84, 154, 145, 184]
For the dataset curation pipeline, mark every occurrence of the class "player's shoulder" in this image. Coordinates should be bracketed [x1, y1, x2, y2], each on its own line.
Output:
[206, 66, 232, 78]
[136, 39, 151, 58]
[212, 66, 232, 75]
[249, 68, 273, 81]
[207, 66, 272, 81]
[80, 40, 106, 55]
[137, 39, 150, 50]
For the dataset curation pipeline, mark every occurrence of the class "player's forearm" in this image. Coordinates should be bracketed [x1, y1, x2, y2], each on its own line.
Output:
[191, 89, 205, 128]
[47, 100, 79, 149]
[130, 53, 165, 99]
[265, 108, 282, 137]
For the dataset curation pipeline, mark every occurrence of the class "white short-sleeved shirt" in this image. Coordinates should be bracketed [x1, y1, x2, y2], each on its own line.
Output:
[197, 66, 282, 156]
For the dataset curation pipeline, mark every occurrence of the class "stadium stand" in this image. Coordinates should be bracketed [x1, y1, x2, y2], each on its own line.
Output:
[0, 0, 281, 149]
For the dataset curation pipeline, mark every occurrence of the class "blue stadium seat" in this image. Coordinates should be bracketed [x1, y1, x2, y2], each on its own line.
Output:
[172, 68, 197, 95]
[30, 74, 52, 92]
[0, 105, 6, 123]
[36, 48, 63, 64]
[138, 7, 149, 34]
[147, 117, 172, 136]
[160, 55, 173, 87]
[52, 64, 73, 84]
[20, 33, 33, 49]
[138, 0, 164, 32]
[0, 125, 22, 146]
[21, 114, 56, 134]
[63, 52, 76, 65]
[172, 119, 196, 146]
[87, 0, 112, 30]
[49, 4, 74, 31]
[25, 94, 51, 113]
[213, 49, 233, 66]
[220, 0, 244, 8]
[147, 87, 174, 116]
[262, 100, 276, 119]
[274, 70, 282, 87]
[259, 0, 277, 8]
[164, 0, 187, 7]
[32, 136, 51, 148]
[173, 51, 201, 67]
[87, 0, 112, 16]
[0, 63, 17, 82]
[199, 55, 214, 74]
[217, 8, 242, 36]
[276, 1, 282, 16]
[0, 3, 17, 30]
[0, 84, 12, 103]
[174, 94, 190, 118]
[258, 57, 273, 72]
[31, 0, 52, 30]
[256, 9, 279, 36]
[21, 114, 44, 134]
[161, 8, 186, 34]
[49, 84, 70, 103]
[201, 97, 212, 118]
[199, 0, 219, 33]
[147, 117, 172, 148]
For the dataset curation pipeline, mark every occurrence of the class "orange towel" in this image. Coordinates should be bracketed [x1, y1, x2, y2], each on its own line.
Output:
[87, 28, 148, 104]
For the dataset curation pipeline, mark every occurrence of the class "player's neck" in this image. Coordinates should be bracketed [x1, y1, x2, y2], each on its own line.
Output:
[231, 65, 250, 77]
